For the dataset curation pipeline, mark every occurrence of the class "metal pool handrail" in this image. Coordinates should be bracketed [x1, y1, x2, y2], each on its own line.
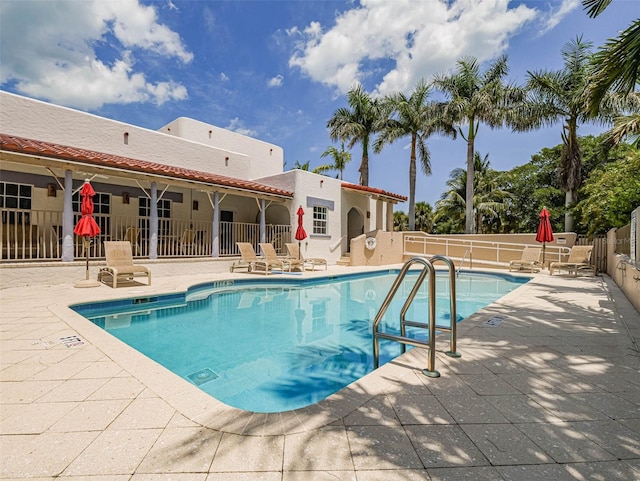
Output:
[428, 255, 461, 358]
[372, 256, 440, 378]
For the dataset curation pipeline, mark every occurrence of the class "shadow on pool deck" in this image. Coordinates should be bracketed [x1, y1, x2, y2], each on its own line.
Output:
[1, 260, 639, 479]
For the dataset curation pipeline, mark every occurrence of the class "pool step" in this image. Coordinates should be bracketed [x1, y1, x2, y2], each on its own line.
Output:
[336, 254, 351, 266]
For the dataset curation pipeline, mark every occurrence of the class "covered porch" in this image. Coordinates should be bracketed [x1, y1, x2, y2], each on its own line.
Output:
[0, 134, 294, 263]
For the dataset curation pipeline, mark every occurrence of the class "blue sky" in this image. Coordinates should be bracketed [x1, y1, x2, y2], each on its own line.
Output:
[1, 0, 636, 210]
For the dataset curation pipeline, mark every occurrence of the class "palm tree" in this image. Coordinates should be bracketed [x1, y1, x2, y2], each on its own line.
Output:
[582, 0, 639, 111]
[432, 55, 523, 234]
[515, 37, 623, 231]
[414, 201, 434, 233]
[292, 160, 311, 171]
[393, 211, 409, 231]
[327, 84, 386, 186]
[373, 80, 455, 231]
[435, 153, 509, 233]
[316, 143, 352, 179]
[582, 1, 640, 146]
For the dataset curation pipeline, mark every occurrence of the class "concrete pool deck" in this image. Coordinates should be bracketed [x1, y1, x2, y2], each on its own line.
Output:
[1, 259, 639, 480]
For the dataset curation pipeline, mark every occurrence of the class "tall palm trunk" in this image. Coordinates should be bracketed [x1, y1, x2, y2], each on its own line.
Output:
[465, 124, 476, 234]
[560, 119, 581, 232]
[360, 137, 370, 186]
[408, 134, 417, 231]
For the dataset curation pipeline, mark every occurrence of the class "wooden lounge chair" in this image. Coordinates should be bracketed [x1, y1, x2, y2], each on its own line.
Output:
[550, 245, 595, 276]
[285, 242, 328, 271]
[509, 246, 542, 273]
[260, 242, 304, 272]
[98, 241, 151, 288]
[232, 242, 285, 275]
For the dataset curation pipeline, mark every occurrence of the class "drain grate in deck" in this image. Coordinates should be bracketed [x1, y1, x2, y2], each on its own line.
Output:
[484, 315, 505, 327]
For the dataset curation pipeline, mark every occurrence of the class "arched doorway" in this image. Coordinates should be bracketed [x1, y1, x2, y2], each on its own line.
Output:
[347, 207, 364, 253]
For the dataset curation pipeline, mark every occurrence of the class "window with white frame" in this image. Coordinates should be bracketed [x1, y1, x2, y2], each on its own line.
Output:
[313, 205, 328, 235]
[0, 182, 32, 224]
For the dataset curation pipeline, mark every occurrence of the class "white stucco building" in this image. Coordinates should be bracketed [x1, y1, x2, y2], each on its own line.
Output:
[0, 90, 406, 264]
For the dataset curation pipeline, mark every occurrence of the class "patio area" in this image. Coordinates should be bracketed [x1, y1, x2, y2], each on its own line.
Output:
[1, 260, 639, 480]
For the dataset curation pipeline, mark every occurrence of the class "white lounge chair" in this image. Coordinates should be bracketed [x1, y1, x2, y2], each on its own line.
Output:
[550, 245, 595, 276]
[260, 242, 304, 272]
[98, 241, 151, 288]
[285, 242, 327, 271]
[232, 242, 285, 275]
[509, 246, 542, 273]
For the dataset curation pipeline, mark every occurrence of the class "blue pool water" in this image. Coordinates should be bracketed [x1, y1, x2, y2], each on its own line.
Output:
[72, 270, 528, 413]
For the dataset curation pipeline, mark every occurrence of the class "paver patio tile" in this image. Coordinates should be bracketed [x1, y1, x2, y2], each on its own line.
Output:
[558, 420, 640, 459]
[515, 422, 617, 463]
[497, 463, 577, 480]
[457, 374, 522, 396]
[0, 401, 77, 434]
[109, 397, 175, 430]
[355, 469, 427, 480]
[1, 379, 62, 403]
[526, 392, 609, 421]
[49, 399, 131, 432]
[131, 474, 206, 481]
[282, 470, 357, 480]
[346, 425, 423, 470]
[0, 431, 99, 478]
[283, 426, 353, 471]
[87, 376, 145, 400]
[483, 395, 563, 423]
[405, 425, 489, 468]
[206, 473, 282, 481]
[386, 391, 455, 425]
[209, 433, 284, 472]
[342, 394, 400, 426]
[428, 465, 505, 480]
[563, 460, 640, 481]
[461, 424, 553, 465]
[36, 378, 108, 402]
[571, 391, 640, 419]
[63, 428, 162, 476]
[434, 394, 509, 424]
[136, 427, 221, 473]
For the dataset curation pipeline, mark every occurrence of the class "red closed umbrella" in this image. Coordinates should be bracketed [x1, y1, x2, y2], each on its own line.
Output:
[536, 207, 554, 265]
[295, 206, 307, 259]
[74, 180, 101, 282]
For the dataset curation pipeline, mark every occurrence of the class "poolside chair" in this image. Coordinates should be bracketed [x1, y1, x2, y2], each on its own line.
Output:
[260, 242, 304, 272]
[285, 242, 328, 271]
[550, 245, 595, 276]
[232, 242, 285, 275]
[509, 246, 542, 273]
[98, 241, 151, 288]
[122, 227, 141, 255]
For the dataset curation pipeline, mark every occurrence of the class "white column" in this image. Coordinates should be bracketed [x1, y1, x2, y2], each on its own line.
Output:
[212, 191, 220, 257]
[386, 202, 394, 232]
[61, 169, 74, 262]
[260, 199, 266, 243]
[149, 182, 158, 259]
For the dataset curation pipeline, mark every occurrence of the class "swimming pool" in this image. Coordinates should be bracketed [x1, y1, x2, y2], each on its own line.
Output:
[72, 270, 529, 413]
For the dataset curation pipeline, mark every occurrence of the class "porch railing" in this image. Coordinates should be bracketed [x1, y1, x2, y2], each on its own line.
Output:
[1, 208, 291, 261]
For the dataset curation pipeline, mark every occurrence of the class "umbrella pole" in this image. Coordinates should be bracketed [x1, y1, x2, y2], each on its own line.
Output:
[85, 237, 90, 280]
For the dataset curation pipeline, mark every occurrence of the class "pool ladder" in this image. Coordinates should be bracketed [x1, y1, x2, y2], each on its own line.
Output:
[372, 255, 461, 378]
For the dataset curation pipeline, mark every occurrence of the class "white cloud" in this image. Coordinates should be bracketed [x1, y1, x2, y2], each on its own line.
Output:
[226, 117, 257, 137]
[0, 0, 192, 109]
[538, 0, 580, 34]
[289, 0, 537, 95]
[268, 75, 284, 88]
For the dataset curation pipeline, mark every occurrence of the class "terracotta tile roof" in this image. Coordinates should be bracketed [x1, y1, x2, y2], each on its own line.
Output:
[0, 133, 293, 198]
[341, 181, 407, 202]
